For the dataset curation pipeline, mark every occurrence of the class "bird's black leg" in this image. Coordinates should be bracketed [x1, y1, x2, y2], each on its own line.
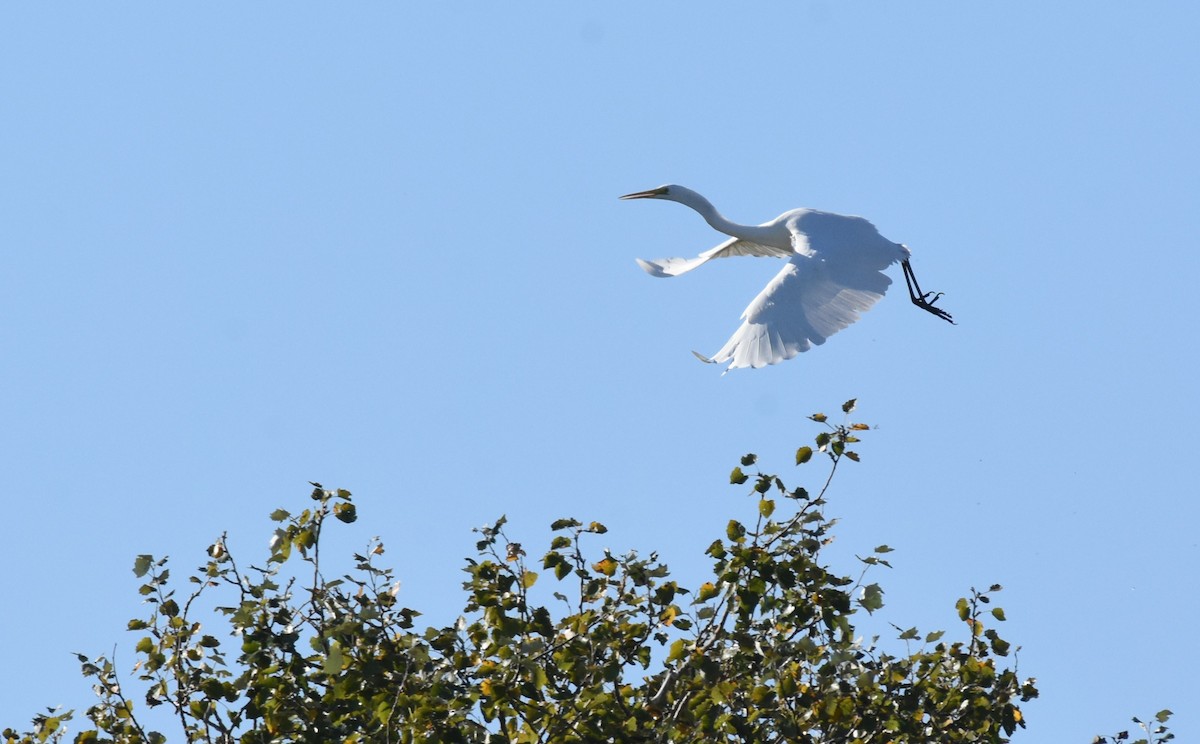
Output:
[902, 260, 955, 324]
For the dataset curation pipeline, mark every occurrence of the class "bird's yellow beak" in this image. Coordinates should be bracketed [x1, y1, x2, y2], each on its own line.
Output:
[619, 186, 669, 200]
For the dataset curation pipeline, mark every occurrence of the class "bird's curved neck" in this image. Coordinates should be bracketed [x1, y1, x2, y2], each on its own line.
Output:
[672, 188, 769, 243]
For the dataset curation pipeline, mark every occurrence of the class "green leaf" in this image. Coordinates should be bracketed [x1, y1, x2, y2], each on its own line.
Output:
[990, 634, 1011, 656]
[1156, 710, 1173, 723]
[273, 531, 292, 562]
[810, 412, 828, 423]
[587, 521, 607, 534]
[133, 555, 153, 578]
[991, 607, 1007, 621]
[697, 582, 719, 602]
[334, 502, 357, 524]
[859, 583, 884, 613]
[322, 641, 345, 675]
[759, 498, 775, 518]
[956, 597, 970, 621]
[730, 467, 748, 485]
[521, 571, 538, 589]
[269, 508, 290, 522]
[532, 665, 549, 690]
[667, 638, 686, 662]
[550, 518, 581, 531]
[726, 520, 745, 541]
[795, 446, 813, 465]
[874, 545, 893, 553]
[201, 678, 226, 700]
[740, 453, 757, 466]
[842, 398, 857, 413]
[296, 528, 314, 550]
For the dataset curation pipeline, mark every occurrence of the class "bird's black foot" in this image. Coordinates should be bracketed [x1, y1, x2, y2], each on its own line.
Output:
[911, 295, 955, 324]
[901, 260, 956, 324]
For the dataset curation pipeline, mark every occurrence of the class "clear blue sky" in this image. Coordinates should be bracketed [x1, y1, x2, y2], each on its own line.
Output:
[3, 3, 1197, 739]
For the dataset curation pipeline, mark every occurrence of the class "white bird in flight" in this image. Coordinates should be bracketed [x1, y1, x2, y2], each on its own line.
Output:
[621, 184, 954, 371]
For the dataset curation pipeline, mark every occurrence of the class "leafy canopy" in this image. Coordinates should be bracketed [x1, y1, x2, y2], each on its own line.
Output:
[4, 400, 1169, 743]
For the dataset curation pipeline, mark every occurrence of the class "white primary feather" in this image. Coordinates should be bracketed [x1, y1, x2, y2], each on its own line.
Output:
[636, 236, 792, 278]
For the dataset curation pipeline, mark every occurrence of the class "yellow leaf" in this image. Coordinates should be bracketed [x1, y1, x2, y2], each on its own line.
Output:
[667, 638, 687, 662]
[592, 557, 617, 576]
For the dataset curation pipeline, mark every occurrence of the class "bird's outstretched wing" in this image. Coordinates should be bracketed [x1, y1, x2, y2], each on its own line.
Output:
[701, 254, 893, 371]
[636, 236, 792, 278]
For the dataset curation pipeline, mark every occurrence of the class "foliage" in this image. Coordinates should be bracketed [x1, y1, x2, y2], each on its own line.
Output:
[7, 400, 1054, 743]
[1093, 711, 1175, 744]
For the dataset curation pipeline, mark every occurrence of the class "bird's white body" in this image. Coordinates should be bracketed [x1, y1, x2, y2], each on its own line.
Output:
[623, 185, 915, 371]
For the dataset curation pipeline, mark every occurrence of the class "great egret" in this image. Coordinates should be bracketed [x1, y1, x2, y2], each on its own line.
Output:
[621, 184, 953, 371]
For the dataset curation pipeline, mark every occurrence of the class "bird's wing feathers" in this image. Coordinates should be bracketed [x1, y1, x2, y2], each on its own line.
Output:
[705, 255, 893, 371]
[636, 236, 792, 278]
[788, 211, 908, 269]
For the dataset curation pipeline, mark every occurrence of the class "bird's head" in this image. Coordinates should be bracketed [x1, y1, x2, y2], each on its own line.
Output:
[619, 184, 713, 215]
[619, 185, 675, 200]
